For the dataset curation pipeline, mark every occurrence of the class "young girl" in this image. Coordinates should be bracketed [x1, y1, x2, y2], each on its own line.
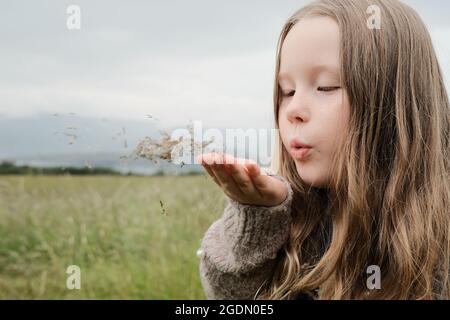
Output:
[197, 0, 449, 300]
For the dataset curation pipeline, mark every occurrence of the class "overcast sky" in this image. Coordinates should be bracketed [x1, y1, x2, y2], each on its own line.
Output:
[0, 0, 449, 131]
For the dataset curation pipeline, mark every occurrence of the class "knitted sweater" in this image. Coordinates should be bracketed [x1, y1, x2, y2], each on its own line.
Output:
[198, 171, 449, 300]
[198, 170, 294, 299]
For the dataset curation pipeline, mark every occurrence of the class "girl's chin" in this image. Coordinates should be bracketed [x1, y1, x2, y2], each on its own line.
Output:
[296, 166, 327, 188]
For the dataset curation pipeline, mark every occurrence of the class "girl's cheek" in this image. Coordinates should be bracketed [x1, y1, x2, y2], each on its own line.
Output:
[279, 121, 289, 147]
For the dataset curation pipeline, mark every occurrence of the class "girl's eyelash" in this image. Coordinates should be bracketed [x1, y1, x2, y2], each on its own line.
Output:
[317, 86, 341, 92]
[280, 87, 341, 96]
[279, 86, 341, 98]
[281, 90, 295, 97]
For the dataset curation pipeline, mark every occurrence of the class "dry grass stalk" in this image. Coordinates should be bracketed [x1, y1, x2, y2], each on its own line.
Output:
[134, 123, 215, 165]
[159, 200, 167, 215]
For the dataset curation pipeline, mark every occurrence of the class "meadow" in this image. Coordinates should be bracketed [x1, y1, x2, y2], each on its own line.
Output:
[0, 174, 227, 299]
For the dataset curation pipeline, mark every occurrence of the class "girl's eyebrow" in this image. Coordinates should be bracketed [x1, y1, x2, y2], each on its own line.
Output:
[278, 64, 340, 82]
[311, 64, 340, 78]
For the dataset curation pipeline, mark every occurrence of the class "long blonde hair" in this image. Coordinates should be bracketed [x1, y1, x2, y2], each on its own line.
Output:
[259, 0, 450, 299]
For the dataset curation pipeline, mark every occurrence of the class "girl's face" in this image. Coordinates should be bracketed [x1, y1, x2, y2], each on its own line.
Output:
[278, 16, 350, 188]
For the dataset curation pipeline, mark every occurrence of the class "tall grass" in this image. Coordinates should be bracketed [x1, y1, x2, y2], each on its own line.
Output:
[0, 174, 227, 299]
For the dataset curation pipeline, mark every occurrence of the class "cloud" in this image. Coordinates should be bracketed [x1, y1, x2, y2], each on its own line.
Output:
[0, 0, 448, 132]
[1, 0, 306, 129]
[0, 50, 278, 129]
[404, 0, 450, 28]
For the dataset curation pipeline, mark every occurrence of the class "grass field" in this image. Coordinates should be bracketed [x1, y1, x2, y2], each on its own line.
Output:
[0, 174, 228, 299]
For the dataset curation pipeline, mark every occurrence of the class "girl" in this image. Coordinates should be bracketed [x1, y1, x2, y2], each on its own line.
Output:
[197, 0, 450, 299]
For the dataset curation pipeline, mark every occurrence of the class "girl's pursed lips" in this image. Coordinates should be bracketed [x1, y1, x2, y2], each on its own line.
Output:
[289, 138, 313, 160]
[290, 138, 313, 149]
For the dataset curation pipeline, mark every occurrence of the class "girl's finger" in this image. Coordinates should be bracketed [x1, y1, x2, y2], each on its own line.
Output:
[211, 164, 245, 198]
[222, 153, 239, 165]
[199, 153, 215, 165]
[226, 163, 256, 195]
[244, 162, 270, 191]
[198, 154, 224, 186]
[244, 162, 261, 178]
[222, 154, 259, 195]
[211, 153, 244, 198]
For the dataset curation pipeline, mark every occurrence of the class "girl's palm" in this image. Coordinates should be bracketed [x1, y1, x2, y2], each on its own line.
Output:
[197, 152, 288, 207]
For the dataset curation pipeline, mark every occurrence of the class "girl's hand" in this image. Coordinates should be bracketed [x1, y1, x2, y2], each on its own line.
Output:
[197, 152, 288, 207]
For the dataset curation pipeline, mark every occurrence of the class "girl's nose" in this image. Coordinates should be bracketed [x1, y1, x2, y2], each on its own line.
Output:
[286, 95, 310, 124]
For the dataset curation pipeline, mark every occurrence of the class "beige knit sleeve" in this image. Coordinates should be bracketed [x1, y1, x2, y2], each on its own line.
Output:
[198, 172, 294, 299]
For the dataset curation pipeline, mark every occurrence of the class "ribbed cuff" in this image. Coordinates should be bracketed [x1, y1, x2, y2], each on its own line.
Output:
[221, 173, 293, 264]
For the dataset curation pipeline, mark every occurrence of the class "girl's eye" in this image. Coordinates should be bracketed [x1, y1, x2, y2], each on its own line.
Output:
[281, 90, 295, 97]
[317, 86, 341, 92]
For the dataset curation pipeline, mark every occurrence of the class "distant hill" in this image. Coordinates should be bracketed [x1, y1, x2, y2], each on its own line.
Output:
[2, 152, 203, 176]
[0, 113, 273, 175]
[0, 113, 162, 158]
